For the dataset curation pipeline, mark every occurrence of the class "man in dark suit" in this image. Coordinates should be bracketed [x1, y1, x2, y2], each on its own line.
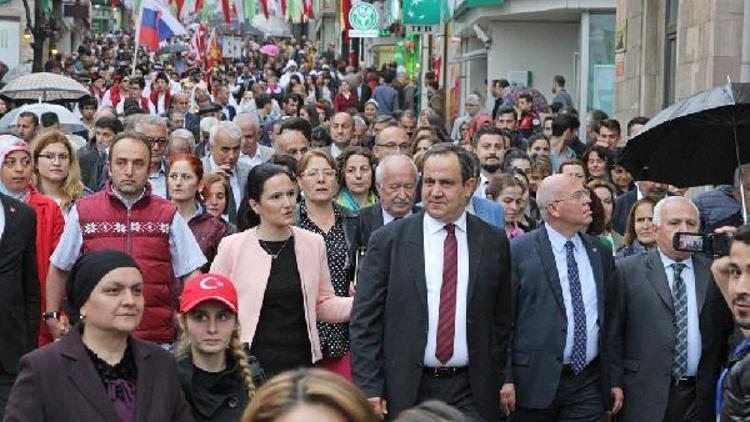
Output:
[0, 192, 39, 419]
[78, 116, 123, 192]
[358, 154, 419, 249]
[351, 144, 512, 421]
[615, 196, 733, 422]
[504, 174, 623, 421]
[353, 73, 373, 112]
[612, 180, 669, 234]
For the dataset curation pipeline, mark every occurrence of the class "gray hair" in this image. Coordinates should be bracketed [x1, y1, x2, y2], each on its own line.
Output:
[375, 154, 418, 184]
[234, 112, 260, 129]
[652, 196, 700, 227]
[200, 116, 219, 134]
[352, 115, 366, 129]
[168, 129, 195, 152]
[465, 94, 481, 105]
[208, 121, 241, 146]
[536, 179, 554, 221]
[133, 114, 167, 133]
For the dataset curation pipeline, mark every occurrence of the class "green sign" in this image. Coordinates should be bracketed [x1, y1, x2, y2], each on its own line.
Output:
[349, 3, 379, 37]
[403, 0, 445, 25]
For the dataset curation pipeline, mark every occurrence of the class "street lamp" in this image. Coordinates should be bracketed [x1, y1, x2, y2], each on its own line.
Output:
[23, 29, 32, 41]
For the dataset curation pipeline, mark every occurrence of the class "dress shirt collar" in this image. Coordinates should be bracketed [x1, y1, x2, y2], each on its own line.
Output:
[424, 210, 467, 235]
[465, 199, 475, 215]
[657, 247, 694, 272]
[330, 143, 343, 158]
[382, 207, 411, 225]
[546, 223, 583, 254]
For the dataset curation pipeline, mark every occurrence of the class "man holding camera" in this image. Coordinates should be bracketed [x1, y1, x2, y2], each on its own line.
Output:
[710, 224, 750, 420]
[614, 196, 733, 422]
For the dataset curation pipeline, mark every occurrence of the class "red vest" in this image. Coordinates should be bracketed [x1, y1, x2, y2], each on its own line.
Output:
[77, 182, 178, 343]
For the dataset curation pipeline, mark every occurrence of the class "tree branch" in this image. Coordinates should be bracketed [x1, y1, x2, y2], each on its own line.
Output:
[21, 0, 33, 34]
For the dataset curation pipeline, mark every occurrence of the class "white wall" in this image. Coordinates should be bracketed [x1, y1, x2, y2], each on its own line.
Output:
[487, 20, 579, 103]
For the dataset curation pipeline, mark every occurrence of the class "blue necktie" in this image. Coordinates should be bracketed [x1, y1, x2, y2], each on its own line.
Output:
[565, 241, 588, 374]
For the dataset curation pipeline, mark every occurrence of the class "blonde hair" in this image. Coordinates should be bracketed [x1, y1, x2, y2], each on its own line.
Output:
[176, 314, 256, 399]
[30, 130, 85, 212]
[241, 368, 376, 422]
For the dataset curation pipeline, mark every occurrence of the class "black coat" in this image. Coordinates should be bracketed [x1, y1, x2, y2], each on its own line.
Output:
[350, 211, 512, 420]
[0, 194, 39, 375]
[177, 352, 257, 422]
[3, 328, 193, 421]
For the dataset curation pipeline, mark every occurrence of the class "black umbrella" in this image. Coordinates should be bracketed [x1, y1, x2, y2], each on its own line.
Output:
[621, 82, 750, 188]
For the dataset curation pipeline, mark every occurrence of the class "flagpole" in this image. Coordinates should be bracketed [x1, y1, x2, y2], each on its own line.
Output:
[132, 0, 145, 75]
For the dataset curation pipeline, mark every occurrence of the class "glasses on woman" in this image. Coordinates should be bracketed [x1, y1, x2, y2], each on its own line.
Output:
[37, 152, 70, 162]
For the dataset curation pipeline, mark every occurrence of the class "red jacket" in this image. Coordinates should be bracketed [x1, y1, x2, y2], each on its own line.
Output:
[77, 182, 178, 343]
[334, 92, 359, 113]
[26, 188, 64, 346]
[188, 208, 229, 271]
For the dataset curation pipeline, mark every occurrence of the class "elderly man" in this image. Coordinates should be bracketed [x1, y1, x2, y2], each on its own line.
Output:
[352, 115, 367, 147]
[202, 121, 250, 223]
[235, 113, 273, 167]
[328, 112, 354, 158]
[372, 125, 410, 159]
[504, 174, 622, 421]
[274, 117, 311, 162]
[132, 115, 170, 198]
[358, 154, 419, 249]
[451, 94, 482, 140]
[614, 196, 733, 422]
[167, 129, 195, 156]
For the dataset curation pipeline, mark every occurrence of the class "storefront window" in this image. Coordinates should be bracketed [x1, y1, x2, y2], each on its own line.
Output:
[587, 13, 615, 116]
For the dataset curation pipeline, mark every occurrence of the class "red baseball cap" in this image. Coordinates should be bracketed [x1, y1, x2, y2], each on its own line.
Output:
[180, 273, 238, 314]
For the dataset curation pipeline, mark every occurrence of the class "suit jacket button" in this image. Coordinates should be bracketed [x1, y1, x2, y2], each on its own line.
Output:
[228, 396, 239, 408]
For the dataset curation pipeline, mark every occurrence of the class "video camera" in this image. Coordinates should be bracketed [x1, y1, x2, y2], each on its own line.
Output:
[673, 232, 733, 257]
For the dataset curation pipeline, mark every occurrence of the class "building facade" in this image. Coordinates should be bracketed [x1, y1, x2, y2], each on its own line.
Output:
[614, 0, 747, 124]
[450, 0, 616, 119]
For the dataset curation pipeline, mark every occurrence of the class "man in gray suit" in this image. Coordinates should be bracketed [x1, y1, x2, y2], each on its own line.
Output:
[235, 113, 273, 168]
[328, 112, 354, 159]
[503, 174, 623, 421]
[201, 121, 251, 224]
[614, 196, 733, 422]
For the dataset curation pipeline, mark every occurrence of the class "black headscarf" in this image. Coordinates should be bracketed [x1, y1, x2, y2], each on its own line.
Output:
[66, 250, 140, 320]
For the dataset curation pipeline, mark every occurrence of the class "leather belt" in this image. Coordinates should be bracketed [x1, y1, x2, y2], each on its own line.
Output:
[423, 366, 468, 378]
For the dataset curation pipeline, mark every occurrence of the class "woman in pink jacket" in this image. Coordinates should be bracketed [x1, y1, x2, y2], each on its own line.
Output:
[210, 163, 352, 378]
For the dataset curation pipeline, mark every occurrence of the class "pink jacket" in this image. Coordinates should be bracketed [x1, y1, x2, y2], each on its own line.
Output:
[209, 226, 352, 363]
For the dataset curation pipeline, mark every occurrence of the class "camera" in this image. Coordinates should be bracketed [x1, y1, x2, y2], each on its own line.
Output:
[673, 232, 732, 257]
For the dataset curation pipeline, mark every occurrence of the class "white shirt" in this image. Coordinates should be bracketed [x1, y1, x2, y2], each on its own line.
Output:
[149, 161, 168, 199]
[0, 197, 6, 242]
[115, 97, 157, 115]
[423, 211, 470, 367]
[330, 143, 343, 159]
[381, 208, 411, 225]
[473, 173, 490, 199]
[238, 149, 265, 168]
[658, 250, 702, 377]
[50, 201, 207, 278]
[205, 154, 241, 211]
[546, 224, 600, 365]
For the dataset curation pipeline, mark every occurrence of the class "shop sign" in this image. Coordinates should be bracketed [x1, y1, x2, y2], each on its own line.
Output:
[406, 24, 435, 33]
[349, 3, 379, 38]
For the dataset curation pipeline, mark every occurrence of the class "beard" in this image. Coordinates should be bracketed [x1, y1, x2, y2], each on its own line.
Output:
[482, 163, 502, 174]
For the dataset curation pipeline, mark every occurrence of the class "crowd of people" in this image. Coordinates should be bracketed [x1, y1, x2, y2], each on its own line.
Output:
[0, 28, 748, 422]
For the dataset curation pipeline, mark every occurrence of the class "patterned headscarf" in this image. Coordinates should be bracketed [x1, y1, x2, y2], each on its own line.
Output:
[0, 135, 31, 200]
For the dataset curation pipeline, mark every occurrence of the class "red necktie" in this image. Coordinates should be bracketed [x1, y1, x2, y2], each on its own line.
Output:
[436, 223, 457, 365]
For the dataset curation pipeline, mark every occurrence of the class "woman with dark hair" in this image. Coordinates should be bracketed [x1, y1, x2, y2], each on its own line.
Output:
[486, 174, 527, 239]
[334, 80, 359, 113]
[294, 150, 360, 380]
[608, 147, 635, 196]
[335, 147, 378, 212]
[169, 154, 230, 270]
[582, 144, 610, 181]
[510, 169, 540, 231]
[210, 163, 352, 378]
[502, 148, 532, 176]
[4, 250, 193, 421]
[299, 103, 321, 129]
[587, 179, 624, 254]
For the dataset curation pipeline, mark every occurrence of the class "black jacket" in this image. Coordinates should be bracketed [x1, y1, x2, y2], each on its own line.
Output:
[177, 351, 264, 422]
[721, 339, 750, 421]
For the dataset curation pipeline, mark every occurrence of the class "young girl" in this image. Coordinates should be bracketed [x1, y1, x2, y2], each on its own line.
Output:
[176, 273, 263, 422]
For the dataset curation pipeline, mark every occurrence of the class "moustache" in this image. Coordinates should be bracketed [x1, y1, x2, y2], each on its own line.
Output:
[392, 197, 413, 207]
[733, 294, 750, 307]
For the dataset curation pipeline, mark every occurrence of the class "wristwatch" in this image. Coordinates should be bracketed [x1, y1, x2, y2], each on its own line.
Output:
[42, 311, 60, 321]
